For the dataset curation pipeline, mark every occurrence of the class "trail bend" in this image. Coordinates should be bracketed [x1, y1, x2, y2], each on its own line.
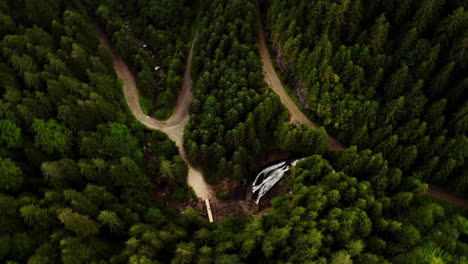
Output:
[254, 0, 345, 151]
[96, 29, 213, 200]
[254, 0, 467, 206]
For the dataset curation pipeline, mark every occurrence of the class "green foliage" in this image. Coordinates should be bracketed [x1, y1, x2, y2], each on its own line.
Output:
[94, 0, 196, 116]
[139, 95, 152, 115]
[0, 1, 197, 262]
[184, 0, 329, 182]
[41, 158, 82, 188]
[451, 101, 468, 134]
[158, 156, 188, 185]
[57, 208, 100, 237]
[145, 208, 167, 227]
[102, 122, 139, 158]
[171, 242, 196, 264]
[98, 210, 123, 233]
[0, 120, 22, 148]
[0, 158, 22, 193]
[32, 119, 72, 155]
[267, 0, 467, 190]
[0, 0, 467, 263]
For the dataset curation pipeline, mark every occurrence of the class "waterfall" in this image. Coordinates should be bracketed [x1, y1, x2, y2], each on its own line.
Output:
[252, 158, 304, 204]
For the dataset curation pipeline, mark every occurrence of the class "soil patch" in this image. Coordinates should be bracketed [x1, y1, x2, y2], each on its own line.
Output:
[253, 151, 292, 170]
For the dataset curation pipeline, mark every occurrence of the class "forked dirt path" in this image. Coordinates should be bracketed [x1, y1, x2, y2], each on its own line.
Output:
[96, 29, 213, 200]
[254, 0, 467, 206]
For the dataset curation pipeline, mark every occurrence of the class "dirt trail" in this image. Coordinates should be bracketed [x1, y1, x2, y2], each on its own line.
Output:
[254, 0, 344, 151]
[254, 0, 468, 206]
[96, 29, 213, 200]
[427, 185, 468, 207]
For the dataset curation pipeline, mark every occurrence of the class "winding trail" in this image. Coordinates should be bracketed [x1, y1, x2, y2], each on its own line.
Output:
[254, 0, 467, 206]
[96, 29, 213, 200]
[254, 0, 345, 151]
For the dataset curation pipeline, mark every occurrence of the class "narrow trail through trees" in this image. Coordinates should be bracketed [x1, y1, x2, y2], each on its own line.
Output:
[254, 0, 345, 151]
[96, 29, 214, 201]
[428, 185, 468, 207]
[254, 0, 467, 206]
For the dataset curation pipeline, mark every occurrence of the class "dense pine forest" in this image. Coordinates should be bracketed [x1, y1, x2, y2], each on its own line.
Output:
[0, 0, 467, 263]
[183, 0, 327, 183]
[264, 0, 468, 193]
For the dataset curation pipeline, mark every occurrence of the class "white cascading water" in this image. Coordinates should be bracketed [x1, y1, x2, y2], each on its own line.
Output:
[252, 158, 304, 204]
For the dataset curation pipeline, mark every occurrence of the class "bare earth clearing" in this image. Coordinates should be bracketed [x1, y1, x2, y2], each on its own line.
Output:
[96, 29, 214, 200]
[254, 0, 467, 206]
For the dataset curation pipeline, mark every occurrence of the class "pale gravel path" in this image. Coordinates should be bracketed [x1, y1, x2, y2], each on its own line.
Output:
[97, 29, 213, 200]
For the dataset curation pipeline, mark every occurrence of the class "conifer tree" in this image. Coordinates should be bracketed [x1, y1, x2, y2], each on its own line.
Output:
[411, 0, 445, 33]
[384, 66, 409, 98]
[451, 101, 468, 134]
[369, 14, 389, 53]
[346, 0, 363, 43]
[0, 158, 22, 193]
[428, 62, 455, 99]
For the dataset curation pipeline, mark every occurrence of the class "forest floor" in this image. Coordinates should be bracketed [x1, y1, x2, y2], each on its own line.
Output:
[96, 29, 214, 201]
[254, 0, 468, 207]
